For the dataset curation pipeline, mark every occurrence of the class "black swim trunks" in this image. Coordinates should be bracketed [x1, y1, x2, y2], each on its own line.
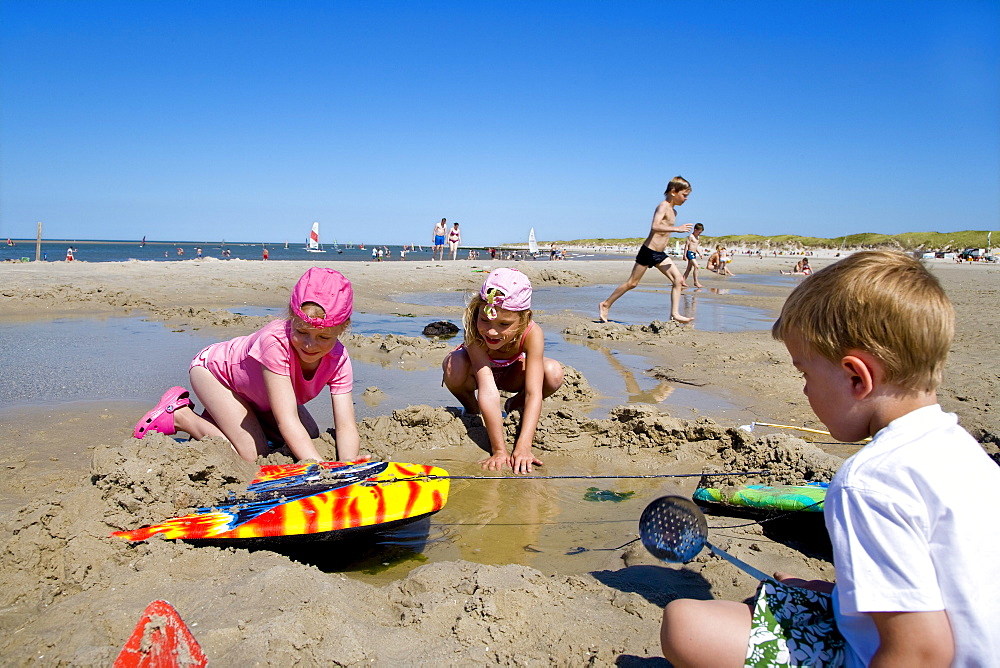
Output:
[635, 244, 669, 267]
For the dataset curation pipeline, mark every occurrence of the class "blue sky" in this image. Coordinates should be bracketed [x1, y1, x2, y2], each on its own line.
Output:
[1, 1, 997, 246]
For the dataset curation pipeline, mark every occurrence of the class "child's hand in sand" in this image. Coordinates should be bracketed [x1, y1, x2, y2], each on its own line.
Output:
[510, 448, 542, 475]
[480, 450, 510, 472]
[774, 572, 835, 594]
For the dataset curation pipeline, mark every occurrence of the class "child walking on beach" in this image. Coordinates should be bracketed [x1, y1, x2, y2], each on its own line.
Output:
[599, 176, 694, 323]
[133, 267, 360, 463]
[681, 222, 705, 288]
[717, 246, 734, 276]
[442, 268, 564, 474]
[660, 251, 1000, 667]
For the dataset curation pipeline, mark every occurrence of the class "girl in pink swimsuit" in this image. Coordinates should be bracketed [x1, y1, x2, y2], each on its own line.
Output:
[441, 268, 565, 474]
[133, 268, 360, 463]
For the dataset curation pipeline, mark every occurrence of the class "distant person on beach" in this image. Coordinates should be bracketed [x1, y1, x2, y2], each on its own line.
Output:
[447, 222, 462, 260]
[133, 268, 360, 463]
[599, 176, 694, 323]
[177, 247, 184, 256]
[781, 258, 812, 275]
[433, 218, 447, 261]
[262, 248, 269, 261]
[65, 247, 74, 261]
[681, 222, 705, 288]
[441, 268, 564, 474]
[706, 245, 722, 273]
[718, 247, 735, 276]
[661, 251, 1000, 667]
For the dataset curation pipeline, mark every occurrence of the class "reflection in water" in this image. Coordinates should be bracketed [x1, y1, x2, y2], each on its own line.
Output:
[592, 344, 674, 404]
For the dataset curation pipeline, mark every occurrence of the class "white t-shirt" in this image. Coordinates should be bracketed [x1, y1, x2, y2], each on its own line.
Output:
[826, 404, 1000, 667]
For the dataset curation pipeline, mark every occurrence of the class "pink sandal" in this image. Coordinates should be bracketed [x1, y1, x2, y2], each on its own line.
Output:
[133, 386, 193, 439]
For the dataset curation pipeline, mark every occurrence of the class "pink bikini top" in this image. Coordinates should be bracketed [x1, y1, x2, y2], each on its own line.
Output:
[456, 321, 536, 370]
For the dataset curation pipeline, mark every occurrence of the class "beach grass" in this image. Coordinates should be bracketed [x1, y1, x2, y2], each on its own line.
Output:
[559, 230, 997, 251]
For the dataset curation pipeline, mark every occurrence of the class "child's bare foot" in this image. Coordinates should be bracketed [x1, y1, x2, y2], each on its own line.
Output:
[680, 281, 689, 288]
[598, 301, 610, 322]
[672, 313, 693, 324]
[694, 282, 704, 288]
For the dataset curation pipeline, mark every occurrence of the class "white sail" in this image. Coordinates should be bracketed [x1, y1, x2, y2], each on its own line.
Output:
[528, 227, 538, 255]
[306, 221, 326, 252]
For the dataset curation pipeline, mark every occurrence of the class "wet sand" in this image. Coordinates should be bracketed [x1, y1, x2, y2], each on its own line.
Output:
[1, 255, 997, 664]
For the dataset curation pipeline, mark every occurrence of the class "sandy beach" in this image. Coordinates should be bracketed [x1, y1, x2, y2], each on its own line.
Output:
[1, 254, 997, 665]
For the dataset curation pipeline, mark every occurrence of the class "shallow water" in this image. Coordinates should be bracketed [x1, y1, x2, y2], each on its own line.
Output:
[0, 312, 744, 423]
[395, 284, 775, 332]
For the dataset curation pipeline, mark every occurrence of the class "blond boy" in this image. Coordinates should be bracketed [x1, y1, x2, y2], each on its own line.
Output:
[599, 177, 694, 323]
[661, 251, 1000, 666]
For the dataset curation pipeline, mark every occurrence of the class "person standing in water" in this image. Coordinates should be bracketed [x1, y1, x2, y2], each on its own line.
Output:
[599, 177, 694, 323]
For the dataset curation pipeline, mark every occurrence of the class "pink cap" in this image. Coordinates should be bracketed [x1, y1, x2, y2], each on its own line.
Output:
[290, 267, 353, 327]
[480, 268, 532, 319]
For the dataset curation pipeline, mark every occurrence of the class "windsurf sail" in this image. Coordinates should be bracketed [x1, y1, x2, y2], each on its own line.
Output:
[139, 236, 145, 248]
[306, 221, 326, 252]
[528, 228, 538, 255]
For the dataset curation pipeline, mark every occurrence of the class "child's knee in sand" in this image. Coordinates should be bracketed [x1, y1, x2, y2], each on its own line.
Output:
[545, 359, 565, 393]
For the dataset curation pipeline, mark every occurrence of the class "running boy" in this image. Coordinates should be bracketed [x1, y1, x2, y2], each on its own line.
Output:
[599, 177, 693, 323]
[660, 251, 1000, 666]
[681, 222, 705, 288]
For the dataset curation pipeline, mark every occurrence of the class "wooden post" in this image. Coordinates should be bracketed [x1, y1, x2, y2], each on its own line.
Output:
[35, 221, 42, 262]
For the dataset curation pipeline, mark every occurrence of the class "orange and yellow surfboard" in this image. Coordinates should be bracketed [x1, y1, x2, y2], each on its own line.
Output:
[111, 461, 449, 542]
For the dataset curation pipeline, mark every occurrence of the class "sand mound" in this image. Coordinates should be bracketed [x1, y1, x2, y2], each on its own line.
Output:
[564, 320, 686, 341]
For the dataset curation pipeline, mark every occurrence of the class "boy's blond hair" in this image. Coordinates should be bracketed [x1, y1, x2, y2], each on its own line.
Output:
[665, 176, 691, 196]
[772, 251, 953, 392]
[463, 294, 532, 349]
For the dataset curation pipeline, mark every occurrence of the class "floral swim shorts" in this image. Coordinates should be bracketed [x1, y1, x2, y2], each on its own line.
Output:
[745, 580, 848, 667]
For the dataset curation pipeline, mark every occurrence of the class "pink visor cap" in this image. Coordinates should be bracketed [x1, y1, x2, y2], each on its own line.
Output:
[290, 267, 353, 327]
[480, 268, 532, 319]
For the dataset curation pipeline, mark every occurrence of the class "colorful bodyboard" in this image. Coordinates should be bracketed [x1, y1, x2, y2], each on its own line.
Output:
[693, 482, 827, 513]
[111, 460, 450, 542]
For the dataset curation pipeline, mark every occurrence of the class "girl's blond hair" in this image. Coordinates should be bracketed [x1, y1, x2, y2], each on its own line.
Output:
[772, 251, 953, 392]
[463, 294, 532, 349]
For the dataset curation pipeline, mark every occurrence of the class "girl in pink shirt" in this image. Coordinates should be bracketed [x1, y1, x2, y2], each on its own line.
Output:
[134, 268, 360, 463]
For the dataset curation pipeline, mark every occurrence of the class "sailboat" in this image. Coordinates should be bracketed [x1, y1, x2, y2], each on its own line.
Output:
[528, 227, 539, 256]
[139, 236, 146, 248]
[306, 221, 326, 253]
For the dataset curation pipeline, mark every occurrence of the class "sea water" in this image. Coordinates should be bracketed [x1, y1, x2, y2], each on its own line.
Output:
[0, 240, 622, 264]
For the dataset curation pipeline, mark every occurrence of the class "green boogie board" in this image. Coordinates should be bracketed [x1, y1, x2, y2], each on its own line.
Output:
[693, 482, 827, 513]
